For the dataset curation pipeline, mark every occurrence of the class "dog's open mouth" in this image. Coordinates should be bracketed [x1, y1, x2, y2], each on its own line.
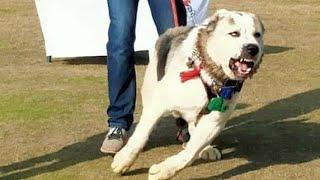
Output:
[229, 57, 255, 78]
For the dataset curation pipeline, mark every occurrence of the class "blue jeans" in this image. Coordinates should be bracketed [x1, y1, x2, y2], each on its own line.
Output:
[106, 0, 186, 131]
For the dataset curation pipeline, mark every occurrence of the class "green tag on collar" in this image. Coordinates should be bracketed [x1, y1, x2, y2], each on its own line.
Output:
[207, 97, 228, 112]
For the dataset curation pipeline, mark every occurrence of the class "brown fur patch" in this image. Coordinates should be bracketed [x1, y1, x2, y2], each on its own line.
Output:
[195, 28, 229, 85]
[156, 26, 193, 81]
[205, 16, 220, 33]
[228, 17, 235, 25]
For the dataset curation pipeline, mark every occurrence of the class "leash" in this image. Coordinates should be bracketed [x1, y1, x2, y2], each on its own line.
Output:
[185, 5, 198, 26]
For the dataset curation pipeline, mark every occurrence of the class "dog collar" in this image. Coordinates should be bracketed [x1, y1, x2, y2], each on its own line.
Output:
[179, 49, 244, 113]
[179, 47, 228, 83]
[205, 79, 243, 112]
[179, 49, 236, 95]
[179, 49, 203, 82]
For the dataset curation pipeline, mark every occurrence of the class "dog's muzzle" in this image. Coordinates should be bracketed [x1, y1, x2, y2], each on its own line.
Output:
[229, 44, 260, 79]
[243, 44, 259, 59]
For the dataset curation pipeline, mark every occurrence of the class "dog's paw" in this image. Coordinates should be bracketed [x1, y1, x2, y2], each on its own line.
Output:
[111, 146, 139, 174]
[148, 163, 175, 180]
[199, 145, 221, 161]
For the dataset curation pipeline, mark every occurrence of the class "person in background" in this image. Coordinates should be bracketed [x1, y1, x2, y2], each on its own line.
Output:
[100, 0, 188, 154]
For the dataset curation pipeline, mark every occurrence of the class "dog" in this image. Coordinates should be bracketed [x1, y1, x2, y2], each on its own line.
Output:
[111, 9, 265, 179]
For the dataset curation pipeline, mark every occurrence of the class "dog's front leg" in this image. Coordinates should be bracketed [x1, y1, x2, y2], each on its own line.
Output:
[111, 99, 165, 174]
[183, 122, 221, 162]
[184, 121, 222, 162]
[148, 112, 226, 180]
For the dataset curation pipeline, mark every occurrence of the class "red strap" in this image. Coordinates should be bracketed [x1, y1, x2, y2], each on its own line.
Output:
[180, 66, 201, 82]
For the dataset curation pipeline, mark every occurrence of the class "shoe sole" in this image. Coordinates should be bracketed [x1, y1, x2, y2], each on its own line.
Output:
[100, 147, 117, 154]
[100, 137, 128, 154]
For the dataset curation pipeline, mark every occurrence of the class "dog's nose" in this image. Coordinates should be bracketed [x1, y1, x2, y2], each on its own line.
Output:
[245, 44, 259, 57]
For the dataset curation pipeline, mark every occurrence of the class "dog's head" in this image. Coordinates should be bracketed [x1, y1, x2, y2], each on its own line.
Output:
[203, 9, 265, 80]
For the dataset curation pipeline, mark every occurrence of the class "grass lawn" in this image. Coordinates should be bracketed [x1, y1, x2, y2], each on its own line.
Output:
[0, 0, 320, 179]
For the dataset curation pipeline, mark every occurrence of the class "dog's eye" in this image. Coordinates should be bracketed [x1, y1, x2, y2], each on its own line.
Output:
[229, 31, 240, 37]
[254, 32, 261, 38]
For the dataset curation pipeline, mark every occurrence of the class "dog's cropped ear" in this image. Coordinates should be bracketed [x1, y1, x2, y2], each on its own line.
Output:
[255, 15, 265, 33]
[201, 9, 231, 33]
[215, 9, 232, 18]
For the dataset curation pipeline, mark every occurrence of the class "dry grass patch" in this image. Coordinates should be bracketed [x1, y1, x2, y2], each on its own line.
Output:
[0, 0, 319, 179]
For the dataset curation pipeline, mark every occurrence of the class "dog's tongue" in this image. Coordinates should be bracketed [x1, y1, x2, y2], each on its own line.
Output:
[235, 61, 251, 74]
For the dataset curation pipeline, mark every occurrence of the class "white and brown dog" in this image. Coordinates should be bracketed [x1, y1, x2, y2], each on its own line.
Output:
[111, 9, 265, 179]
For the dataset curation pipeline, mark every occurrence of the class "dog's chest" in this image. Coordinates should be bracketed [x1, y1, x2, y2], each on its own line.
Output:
[162, 77, 209, 114]
[172, 76, 242, 119]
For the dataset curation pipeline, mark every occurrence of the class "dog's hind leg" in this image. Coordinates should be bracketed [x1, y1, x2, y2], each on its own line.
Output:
[148, 112, 226, 180]
[111, 94, 166, 174]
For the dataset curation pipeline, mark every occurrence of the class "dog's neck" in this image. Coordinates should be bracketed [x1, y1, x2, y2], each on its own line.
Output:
[194, 29, 229, 83]
[186, 29, 243, 96]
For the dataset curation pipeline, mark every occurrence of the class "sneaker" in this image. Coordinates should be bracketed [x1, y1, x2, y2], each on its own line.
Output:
[175, 118, 190, 143]
[100, 127, 128, 154]
[176, 127, 190, 143]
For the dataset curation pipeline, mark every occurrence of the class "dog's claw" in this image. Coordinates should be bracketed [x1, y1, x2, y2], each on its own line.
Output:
[199, 146, 221, 161]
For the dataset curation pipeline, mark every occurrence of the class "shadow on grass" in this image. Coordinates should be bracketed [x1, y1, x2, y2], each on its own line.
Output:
[1, 89, 319, 179]
[264, 45, 294, 54]
[61, 56, 107, 65]
[124, 167, 149, 176]
[0, 133, 106, 179]
[196, 88, 320, 179]
[59, 50, 149, 65]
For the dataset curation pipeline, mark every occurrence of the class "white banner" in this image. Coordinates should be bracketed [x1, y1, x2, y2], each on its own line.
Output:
[35, 0, 158, 58]
[35, 0, 208, 58]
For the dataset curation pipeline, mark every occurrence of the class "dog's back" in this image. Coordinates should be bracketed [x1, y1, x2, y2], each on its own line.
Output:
[156, 26, 192, 81]
[141, 26, 192, 107]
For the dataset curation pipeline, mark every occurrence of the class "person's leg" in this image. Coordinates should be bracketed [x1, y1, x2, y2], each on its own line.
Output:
[101, 0, 139, 153]
[106, 0, 139, 131]
[148, 0, 186, 35]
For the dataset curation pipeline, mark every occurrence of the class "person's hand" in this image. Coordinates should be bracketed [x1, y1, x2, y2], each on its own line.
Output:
[183, 0, 190, 6]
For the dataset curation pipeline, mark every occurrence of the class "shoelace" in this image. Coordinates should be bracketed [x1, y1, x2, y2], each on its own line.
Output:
[108, 127, 124, 140]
